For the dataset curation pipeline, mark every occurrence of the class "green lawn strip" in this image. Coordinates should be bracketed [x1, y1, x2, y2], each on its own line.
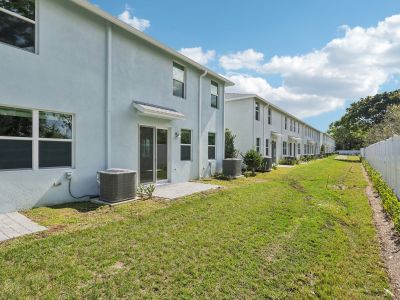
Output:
[0, 158, 391, 299]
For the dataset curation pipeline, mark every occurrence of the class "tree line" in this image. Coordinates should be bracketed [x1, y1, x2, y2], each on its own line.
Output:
[328, 90, 400, 150]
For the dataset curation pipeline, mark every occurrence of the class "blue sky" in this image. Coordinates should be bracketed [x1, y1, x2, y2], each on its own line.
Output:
[92, 0, 400, 131]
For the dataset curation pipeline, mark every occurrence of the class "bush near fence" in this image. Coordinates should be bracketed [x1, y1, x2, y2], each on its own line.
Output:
[363, 159, 400, 232]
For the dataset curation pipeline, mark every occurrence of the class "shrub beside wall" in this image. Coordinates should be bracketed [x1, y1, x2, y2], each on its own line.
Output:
[363, 160, 400, 232]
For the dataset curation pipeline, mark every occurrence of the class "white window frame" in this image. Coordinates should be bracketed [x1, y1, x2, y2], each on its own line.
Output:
[283, 141, 287, 156]
[265, 138, 269, 156]
[173, 61, 186, 99]
[0, 0, 38, 54]
[255, 102, 260, 121]
[211, 81, 219, 109]
[268, 108, 272, 125]
[208, 132, 216, 160]
[180, 129, 192, 161]
[256, 138, 260, 153]
[0, 105, 75, 171]
[285, 117, 288, 130]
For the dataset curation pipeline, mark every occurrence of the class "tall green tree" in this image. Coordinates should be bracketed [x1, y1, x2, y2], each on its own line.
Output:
[328, 90, 400, 149]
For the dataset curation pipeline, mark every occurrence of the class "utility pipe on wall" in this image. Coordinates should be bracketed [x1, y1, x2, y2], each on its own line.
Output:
[106, 24, 112, 169]
[198, 70, 208, 178]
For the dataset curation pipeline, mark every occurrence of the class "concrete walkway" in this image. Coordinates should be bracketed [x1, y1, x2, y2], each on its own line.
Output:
[0, 212, 46, 242]
[154, 182, 220, 200]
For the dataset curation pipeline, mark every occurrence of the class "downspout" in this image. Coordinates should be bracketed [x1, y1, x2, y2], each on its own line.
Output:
[106, 24, 112, 169]
[198, 70, 208, 178]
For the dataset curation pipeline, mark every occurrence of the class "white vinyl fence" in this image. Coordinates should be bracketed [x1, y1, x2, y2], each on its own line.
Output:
[361, 135, 400, 198]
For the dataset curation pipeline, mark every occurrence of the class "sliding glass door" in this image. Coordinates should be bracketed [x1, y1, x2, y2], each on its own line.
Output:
[139, 126, 154, 184]
[139, 127, 169, 184]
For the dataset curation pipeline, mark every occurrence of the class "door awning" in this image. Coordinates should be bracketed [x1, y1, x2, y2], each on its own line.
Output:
[133, 101, 185, 120]
[271, 131, 283, 137]
[288, 136, 301, 142]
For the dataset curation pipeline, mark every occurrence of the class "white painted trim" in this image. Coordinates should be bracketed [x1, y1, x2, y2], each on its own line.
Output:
[0, 7, 35, 24]
[32, 110, 39, 170]
[0, 106, 74, 171]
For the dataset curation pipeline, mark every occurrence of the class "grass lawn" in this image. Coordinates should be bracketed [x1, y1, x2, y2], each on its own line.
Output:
[335, 155, 361, 162]
[0, 158, 391, 299]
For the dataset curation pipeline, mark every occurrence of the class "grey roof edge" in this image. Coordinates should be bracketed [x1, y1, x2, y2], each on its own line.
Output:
[133, 100, 179, 113]
[69, 0, 234, 86]
[225, 93, 333, 138]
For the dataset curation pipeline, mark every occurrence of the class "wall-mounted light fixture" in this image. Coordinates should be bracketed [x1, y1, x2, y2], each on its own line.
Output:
[175, 132, 181, 138]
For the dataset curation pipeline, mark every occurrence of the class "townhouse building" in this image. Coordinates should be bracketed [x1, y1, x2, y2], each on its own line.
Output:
[0, 0, 232, 213]
[225, 93, 334, 163]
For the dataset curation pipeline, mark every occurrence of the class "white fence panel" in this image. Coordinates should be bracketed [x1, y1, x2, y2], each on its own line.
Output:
[362, 135, 400, 198]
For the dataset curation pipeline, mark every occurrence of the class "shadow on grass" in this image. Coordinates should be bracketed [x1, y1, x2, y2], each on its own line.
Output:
[44, 201, 104, 213]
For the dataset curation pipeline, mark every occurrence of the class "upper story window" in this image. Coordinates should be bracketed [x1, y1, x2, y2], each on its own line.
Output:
[255, 102, 260, 121]
[284, 117, 288, 130]
[0, 0, 36, 53]
[290, 119, 293, 131]
[173, 62, 185, 98]
[211, 81, 218, 109]
[268, 108, 272, 125]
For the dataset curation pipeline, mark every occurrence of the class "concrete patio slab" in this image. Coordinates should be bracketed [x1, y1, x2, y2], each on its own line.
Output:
[154, 182, 220, 200]
[0, 212, 46, 242]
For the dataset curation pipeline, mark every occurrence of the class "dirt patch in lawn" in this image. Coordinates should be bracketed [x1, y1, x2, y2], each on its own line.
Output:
[363, 166, 400, 299]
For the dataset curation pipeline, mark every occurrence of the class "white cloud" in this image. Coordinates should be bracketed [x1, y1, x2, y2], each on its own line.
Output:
[222, 15, 400, 118]
[118, 6, 150, 32]
[179, 47, 216, 65]
[226, 73, 345, 118]
[219, 49, 264, 70]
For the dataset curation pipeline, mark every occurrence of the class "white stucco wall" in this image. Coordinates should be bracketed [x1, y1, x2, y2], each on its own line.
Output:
[225, 95, 329, 163]
[0, 0, 225, 212]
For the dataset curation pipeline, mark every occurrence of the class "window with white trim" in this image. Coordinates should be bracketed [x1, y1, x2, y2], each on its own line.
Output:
[298, 143, 301, 155]
[255, 102, 260, 121]
[256, 138, 260, 153]
[180, 129, 192, 161]
[0, 0, 36, 53]
[211, 81, 218, 108]
[208, 132, 216, 160]
[282, 141, 287, 156]
[268, 108, 272, 125]
[39, 111, 73, 168]
[285, 117, 287, 130]
[265, 139, 269, 156]
[0, 106, 73, 170]
[173, 62, 185, 98]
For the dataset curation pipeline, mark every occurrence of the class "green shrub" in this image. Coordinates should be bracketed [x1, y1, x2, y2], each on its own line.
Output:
[363, 160, 400, 232]
[225, 129, 239, 158]
[279, 157, 299, 165]
[213, 172, 232, 181]
[242, 149, 262, 175]
[243, 171, 254, 178]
